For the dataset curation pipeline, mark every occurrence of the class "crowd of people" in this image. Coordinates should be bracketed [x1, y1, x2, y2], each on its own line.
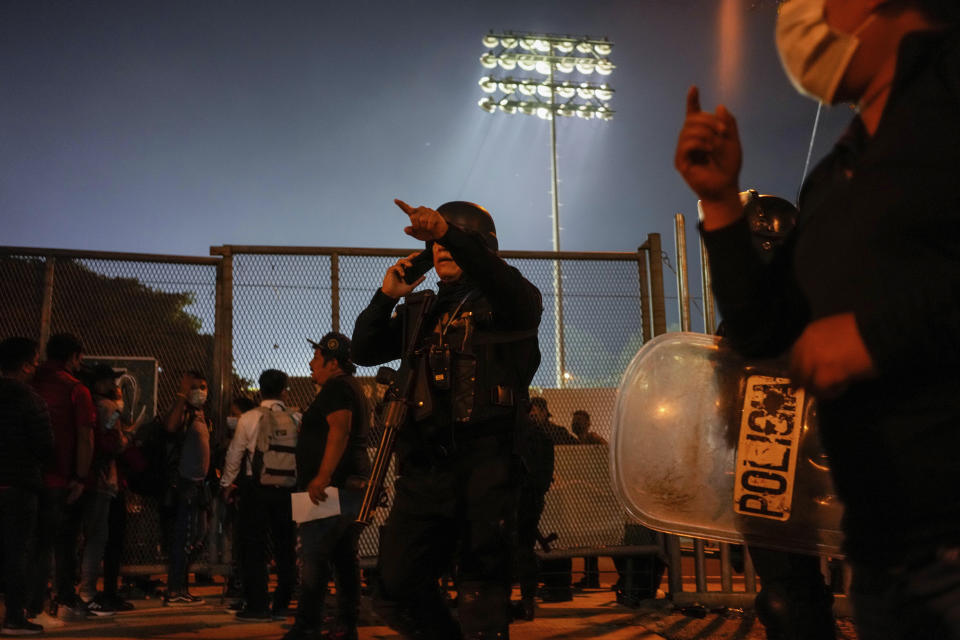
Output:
[0, 322, 613, 639]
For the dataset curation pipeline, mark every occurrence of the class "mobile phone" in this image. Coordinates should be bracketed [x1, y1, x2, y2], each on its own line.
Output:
[402, 248, 434, 284]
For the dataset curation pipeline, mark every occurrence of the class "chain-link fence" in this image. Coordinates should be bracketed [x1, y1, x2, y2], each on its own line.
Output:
[0, 248, 221, 572]
[216, 245, 658, 560]
[2, 242, 666, 573]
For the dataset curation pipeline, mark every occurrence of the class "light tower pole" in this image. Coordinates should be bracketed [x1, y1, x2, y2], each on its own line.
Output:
[477, 32, 615, 387]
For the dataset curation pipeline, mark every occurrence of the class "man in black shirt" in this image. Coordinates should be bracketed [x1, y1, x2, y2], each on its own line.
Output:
[676, 1, 960, 637]
[353, 199, 542, 639]
[0, 337, 53, 635]
[283, 332, 370, 640]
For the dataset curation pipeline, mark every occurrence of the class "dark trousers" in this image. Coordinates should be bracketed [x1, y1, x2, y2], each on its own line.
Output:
[163, 479, 205, 594]
[1, 487, 38, 624]
[850, 549, 960, 640]
[102, 490, 127, 597]
[238, 483, 296, 612]
[515, 486, 546, 601]
[295, 489, 362, 631]
[749, 546, 835, 640]
[375, 447, 517, 639]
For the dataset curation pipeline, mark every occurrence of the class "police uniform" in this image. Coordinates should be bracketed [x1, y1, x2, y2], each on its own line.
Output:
[353, 202, 542, 639]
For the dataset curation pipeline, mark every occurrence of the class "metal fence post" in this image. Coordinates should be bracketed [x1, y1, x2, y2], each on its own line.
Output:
[331, 252, 340, 333]
[636, 247, 651, 345]
[647, 233, 667, 337]
[213, 249, 233, 433]
[39, 256, 56, 350]
[699, 234, 716, 335]
[674, 215, 691, 332]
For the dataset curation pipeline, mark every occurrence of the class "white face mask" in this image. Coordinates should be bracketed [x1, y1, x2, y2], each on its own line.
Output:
[188, 389, 208, 408]
[226, 416, 239, 430]
[775, 0, 876, 104]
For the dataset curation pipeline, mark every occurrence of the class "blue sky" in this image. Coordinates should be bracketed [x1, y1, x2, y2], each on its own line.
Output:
[2, 0, 854, 263]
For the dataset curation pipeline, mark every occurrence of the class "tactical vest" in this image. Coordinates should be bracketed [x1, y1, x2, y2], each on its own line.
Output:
[405, 290, 539, 426]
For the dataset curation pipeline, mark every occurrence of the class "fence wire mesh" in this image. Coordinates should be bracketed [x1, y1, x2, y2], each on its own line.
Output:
[228, 248, 649, 557]
[1, 250, 220, 569]
[2, 245, 656, 570]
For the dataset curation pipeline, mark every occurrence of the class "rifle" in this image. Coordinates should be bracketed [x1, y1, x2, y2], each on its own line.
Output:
[357, 290, 436, 525]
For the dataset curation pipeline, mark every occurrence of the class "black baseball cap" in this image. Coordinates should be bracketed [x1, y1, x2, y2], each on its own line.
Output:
[307, 331, 353, 365]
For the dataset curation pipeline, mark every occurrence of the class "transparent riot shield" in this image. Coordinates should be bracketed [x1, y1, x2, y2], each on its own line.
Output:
[611, 332, 844, 556]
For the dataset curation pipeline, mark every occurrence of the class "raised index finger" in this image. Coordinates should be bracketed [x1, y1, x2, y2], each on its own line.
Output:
[686, 85, 702, 115]
[394, 198, 415, 216]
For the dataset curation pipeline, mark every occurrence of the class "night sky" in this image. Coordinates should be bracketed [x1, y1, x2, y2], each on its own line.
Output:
[3, 0, 854, 262]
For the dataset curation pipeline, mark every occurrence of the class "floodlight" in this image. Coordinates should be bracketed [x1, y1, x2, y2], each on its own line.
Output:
[595, 86, 614, 101]
[479, 77, 498, 93]
[480, 53, 498, 69]
[475, 30, 615, 389]
[593, 42, 612, 56]
[575, 59, 597, 74]
[596, 60, 614, 75]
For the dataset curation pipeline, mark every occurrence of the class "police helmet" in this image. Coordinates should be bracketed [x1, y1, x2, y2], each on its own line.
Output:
[436, 201, 498, 251]
[741, 190, 798, 255]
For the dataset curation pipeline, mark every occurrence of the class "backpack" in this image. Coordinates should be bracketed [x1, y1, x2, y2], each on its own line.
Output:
[250, 406, 298, 488]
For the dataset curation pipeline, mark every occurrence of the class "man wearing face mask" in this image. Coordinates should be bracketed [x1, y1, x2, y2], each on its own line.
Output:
[353, 199, 542, 639]
[162, 370, 212, 605]
[676, 1, 960, 638]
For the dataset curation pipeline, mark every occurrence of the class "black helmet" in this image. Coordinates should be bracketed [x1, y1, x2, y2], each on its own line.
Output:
[742, 190, 798, 258]
[436, 201, 498, 251]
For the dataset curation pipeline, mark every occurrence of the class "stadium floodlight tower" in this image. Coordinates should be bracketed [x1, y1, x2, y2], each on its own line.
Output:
[477, 31, 615, 388]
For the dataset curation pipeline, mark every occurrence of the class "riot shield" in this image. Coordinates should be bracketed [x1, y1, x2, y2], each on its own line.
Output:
[611, 332, 844, 556]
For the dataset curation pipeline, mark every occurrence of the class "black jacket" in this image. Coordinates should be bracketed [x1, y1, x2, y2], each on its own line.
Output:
[0, 378, 54, 490]
[703, 27, 960, 563]
[353, 223, 542, 446]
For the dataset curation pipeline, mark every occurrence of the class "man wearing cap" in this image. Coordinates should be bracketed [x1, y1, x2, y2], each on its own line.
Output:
[353, 199, 542, 639]
[282, 333, 370, 640]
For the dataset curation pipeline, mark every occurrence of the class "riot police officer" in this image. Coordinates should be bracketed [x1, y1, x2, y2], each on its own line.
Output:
[718, 191, 835, 640]
[353, 199, 542, 639]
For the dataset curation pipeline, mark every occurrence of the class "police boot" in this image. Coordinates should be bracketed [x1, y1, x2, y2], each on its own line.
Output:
[755, 584, 836, 640]
[458, 582, 510, 640]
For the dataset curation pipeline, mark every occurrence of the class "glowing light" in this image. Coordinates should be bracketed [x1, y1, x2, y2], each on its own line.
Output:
[535, 60, 552, 75]
[478, 97, 497, 113]
[576, 41, 593, 53]
[593, 42, 612, 56]
[480, 53, 498, 69]
[482, 35, 500, 48]
[500, 36, 518, 49]
[596, 60, 614, 75]
[478, 77, 497, 93]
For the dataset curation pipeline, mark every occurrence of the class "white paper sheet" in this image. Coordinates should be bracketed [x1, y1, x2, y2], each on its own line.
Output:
[290, 488, 341, 523]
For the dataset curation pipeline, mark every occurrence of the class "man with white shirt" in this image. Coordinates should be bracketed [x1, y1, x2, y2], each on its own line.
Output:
[221, 368, 299, 621]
